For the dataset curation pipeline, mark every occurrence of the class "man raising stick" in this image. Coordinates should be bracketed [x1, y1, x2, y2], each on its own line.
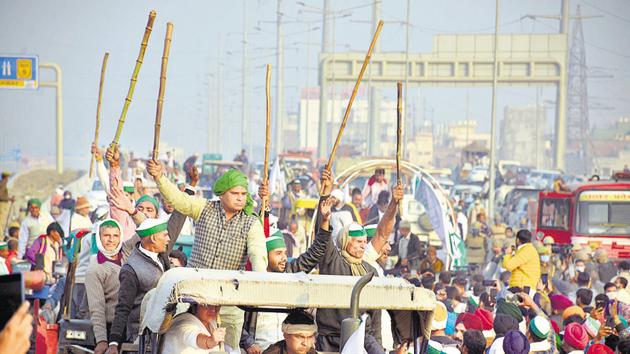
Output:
[146, 159, 266, 348]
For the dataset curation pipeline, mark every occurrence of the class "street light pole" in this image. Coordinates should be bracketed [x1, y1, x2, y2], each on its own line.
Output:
[488, 0, 500, 220]
[275, 0, 284, 155]
[39, 62, 63, 174]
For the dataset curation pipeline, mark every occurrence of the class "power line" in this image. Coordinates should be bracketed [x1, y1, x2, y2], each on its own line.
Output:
[581, 0, 630, 24]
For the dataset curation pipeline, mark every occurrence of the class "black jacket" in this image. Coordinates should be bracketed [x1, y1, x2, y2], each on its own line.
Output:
[109, 245, 170, 344]
[240, 228, 330, 350]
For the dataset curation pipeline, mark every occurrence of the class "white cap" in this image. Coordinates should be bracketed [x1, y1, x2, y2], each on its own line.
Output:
[330, 189, 344, 201]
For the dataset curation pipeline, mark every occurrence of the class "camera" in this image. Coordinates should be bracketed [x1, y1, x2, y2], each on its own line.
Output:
[483, 280, 497, 287]
[551, 243, 571, 257]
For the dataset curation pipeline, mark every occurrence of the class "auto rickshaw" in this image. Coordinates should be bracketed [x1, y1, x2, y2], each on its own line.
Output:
[130, 268, 436, 354]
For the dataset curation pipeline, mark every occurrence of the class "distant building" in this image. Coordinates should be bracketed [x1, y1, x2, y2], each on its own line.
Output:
[500, 105, 546, 168]
[591, 116, 630, 177]
[297, 87, 396, 157]
[434, 120, 489, 168]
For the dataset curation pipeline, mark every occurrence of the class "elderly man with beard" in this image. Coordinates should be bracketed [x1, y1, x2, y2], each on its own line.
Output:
[241, 185, 335, 354]
[86, 219, 123, 354]
[147, 159, 266, 349]
[315, 220, 382, 353]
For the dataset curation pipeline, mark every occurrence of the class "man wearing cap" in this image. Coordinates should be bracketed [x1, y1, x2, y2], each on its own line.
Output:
[329, 189, 358, 239]
[17, 198, 54, 258]
[315, 210, 382, 353]
[528, 316, 553, 354]
[106, 218, 170, 354]
[431, 302, 459, 346]
[0, 241, 9, 275]
[85, 219, 123, 354]
[362, 168, 388, 208]
[71, 196, 93, 230]
[147, 160, 266, 349]
[0, 172, 14, 236]
[241, 177, 335, 354]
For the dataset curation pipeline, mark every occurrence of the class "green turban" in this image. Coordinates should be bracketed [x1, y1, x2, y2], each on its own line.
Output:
[213, 169, 254, 215]
[136, 195, 159, 210]
[28, 198, 42, 208]
[496, 298, 524, 323]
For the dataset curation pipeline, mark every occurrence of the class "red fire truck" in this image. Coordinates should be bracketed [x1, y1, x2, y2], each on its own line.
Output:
[535, 172, 630, 259]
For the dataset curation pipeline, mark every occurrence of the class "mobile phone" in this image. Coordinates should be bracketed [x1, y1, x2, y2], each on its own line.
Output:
[0, 273, 25, 331]
[541, 274, 549, 285]
[596, 299, 606, 310]
[483, 280, 496, 287]
[490, 288, 498, 297]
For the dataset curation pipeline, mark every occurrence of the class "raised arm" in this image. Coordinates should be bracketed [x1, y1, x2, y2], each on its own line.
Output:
[92, 142, 110, 191]
[106, 146, 136, 240]
[286, 197, 334, 273]
[246, 220, 267, 272]
[147, 159, 206, 221]
[371, 183, 403, 253]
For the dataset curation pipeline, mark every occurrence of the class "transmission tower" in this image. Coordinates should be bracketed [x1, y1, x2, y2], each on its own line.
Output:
[565, 5, 591, 175]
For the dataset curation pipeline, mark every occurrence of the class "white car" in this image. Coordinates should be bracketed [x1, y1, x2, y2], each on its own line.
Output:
[467, 166, 489, 184]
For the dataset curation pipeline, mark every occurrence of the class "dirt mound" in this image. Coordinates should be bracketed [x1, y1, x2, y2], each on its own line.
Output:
[5, 169, 82, 226]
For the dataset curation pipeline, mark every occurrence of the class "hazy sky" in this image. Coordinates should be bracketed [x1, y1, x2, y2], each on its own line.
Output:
[1, 0, 628, 170]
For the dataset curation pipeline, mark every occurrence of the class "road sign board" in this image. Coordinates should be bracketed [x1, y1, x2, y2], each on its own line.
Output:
[0, 55, 39, 89]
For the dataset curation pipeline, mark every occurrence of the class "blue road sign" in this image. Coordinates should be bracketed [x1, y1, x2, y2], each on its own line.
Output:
[0, 55, 39, 89]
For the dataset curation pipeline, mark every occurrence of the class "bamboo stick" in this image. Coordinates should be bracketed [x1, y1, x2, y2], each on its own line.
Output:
[90, 52, 109, 178]
[396, 82, 402, 184]
[261, 65, 272, 218]
[325, 20, 384, 172]
[111, 10, 157, 147]
[152, 22, 174, 162]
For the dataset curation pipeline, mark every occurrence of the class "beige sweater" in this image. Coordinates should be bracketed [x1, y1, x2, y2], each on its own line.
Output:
[86, 258, 121, 343]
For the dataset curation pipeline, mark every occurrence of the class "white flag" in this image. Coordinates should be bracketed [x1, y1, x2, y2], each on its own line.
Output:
[341, 314, 368, 354]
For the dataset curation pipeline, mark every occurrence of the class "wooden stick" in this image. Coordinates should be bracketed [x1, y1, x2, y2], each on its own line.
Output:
[325, 20, 384, 171]
[152, 22, 174, 161]
[111, 10, 157, 147]
[261, 64, 272, 220]
[90, 52, 109, 178]
[396, 82, 403, 184]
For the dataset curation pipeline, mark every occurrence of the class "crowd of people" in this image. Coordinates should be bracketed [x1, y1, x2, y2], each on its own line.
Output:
[0, 148, 629, 354]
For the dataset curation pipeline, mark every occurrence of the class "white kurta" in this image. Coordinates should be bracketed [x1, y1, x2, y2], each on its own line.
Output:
[18, 213, 54, 258]
[162, 313, 219, 354]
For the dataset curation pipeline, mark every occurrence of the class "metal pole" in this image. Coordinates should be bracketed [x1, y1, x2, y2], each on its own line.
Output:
[488, 0, 500, 220]
[216, 34, 222, 153]
[330, 13, 336, 151]
[555, 0, 569, 170]
[404, 0, 411, 156]
[305, 25, 311, 148]
[276, 0, 284, 155]
[318, 0, 331, 158]
[242, 0, 248, 155]
[39, 62, 63, 174]
[367, 1, 381, 156]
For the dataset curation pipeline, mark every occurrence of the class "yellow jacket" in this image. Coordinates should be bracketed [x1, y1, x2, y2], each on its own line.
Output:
[503, 242, 541, 290]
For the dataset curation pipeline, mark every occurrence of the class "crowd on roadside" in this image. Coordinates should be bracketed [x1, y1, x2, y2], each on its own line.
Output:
[0, 149, 629, 354]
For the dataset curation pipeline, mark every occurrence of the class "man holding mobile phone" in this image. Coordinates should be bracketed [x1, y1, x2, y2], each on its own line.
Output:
[502, 230, 540, 292]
